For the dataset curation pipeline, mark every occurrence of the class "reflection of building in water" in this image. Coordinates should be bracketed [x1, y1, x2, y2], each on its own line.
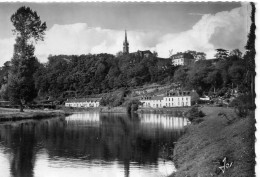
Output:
[65, 112, 100, 127]
[139, 114, 188, 130]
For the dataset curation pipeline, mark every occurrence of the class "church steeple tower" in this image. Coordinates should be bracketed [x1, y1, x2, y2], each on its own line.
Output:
[123, 30, 129, 54]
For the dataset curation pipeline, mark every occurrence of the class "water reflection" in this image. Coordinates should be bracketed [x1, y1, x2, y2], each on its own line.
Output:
[0, 112, 188, 177]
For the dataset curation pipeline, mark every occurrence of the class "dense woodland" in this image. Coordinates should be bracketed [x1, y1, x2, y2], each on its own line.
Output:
[0, 48, 251, 103]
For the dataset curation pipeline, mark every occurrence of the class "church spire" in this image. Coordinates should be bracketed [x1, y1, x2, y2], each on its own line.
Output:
[123, 30, 129, 54]
[125, 30, 127, 43]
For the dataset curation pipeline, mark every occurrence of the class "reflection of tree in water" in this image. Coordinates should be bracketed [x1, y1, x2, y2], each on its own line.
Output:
[0, 113, 187, 177]
[0, 122, 37, 177]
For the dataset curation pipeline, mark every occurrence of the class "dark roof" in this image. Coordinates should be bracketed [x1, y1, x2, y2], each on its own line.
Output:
[140, 96, 163, 101]
[151, 96, 164, 100]
[65, 98, 102, 103]
[171, 52, 194, 59]
[157, 57, 171, 60]
[166, 90, 192, 97]
[138, 50, 152, 53]
[131, 50, 152, 55]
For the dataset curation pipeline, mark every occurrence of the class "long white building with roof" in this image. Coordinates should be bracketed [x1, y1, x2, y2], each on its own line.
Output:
[140, 91, 192, 108]
[65, 98, 101, 108]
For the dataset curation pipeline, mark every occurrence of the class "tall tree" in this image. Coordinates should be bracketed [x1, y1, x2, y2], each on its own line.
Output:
[244, 2, 256, 106]
[7, 6, 46, 112]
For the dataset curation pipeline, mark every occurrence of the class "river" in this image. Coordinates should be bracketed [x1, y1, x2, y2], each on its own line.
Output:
[0, 111, 188, 177]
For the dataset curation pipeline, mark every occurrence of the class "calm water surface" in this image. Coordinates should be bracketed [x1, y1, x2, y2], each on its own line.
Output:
[0, 112, 188, 177]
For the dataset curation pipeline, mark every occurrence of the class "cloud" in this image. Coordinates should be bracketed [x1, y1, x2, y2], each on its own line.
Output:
[0, 4, 250, 66]
[34, 24, 161, 63]
[0, 37, 15, 66]
[155, 4, 250, 58]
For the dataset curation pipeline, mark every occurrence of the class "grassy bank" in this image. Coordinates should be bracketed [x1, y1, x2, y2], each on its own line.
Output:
[171, 106, 255, 177]
[61, 106, 127, 113]
[100, 106, 127, 113]
[0, 107, 67, 122]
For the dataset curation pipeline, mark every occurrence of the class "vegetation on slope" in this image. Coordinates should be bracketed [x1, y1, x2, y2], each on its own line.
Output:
[171, 107, 255, 177]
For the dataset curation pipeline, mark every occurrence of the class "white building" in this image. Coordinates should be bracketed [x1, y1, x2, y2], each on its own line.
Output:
[140, 91, 192, 108]
[140, 96, 164, 108]
[65, 98, 101, 108]
[171, 53, 194, 66]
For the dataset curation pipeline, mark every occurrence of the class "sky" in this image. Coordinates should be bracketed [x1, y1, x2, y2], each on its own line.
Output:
[0, 2, 251, 66]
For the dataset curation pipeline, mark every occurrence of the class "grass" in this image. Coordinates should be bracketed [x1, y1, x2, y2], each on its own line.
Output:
[170, 106, 255, 177]
[0, 107, 66, 122]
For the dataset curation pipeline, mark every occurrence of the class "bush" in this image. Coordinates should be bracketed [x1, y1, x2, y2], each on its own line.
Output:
[229, 94, 253, 118]
[186, 106, 205, 123]
[126, 99, 141, 114]
[216, 87, 228, 97]
[100, 89, 125, 107]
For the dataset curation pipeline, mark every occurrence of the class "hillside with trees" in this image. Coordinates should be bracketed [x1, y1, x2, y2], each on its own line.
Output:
[31, 53, 176, 100]
[0, 47, 251, 107]
[0, 5, 254, 110]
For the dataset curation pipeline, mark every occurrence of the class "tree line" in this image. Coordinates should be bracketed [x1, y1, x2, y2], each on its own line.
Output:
[0, 4, 255, 112]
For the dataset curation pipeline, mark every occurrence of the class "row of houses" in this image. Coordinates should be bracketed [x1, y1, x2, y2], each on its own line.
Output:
[65, 98, 101, 108]
[64, 90, 196, 108]
[139, 91, 192, 108]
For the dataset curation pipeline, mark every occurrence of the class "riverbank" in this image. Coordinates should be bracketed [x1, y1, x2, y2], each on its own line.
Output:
[138, 107, 191, 114]
[61, 106, 127, 113]
[170, 106, 255, 177]
[0, 107, 67, 122]
[62, 106, 192, 114]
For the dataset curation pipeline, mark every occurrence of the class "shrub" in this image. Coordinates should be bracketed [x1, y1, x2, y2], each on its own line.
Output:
[126, 99, 141, 114]
[186, 106, 205, 123]
[216, 87, 228, 97]
[100, 89, 125, 107]
[229, 94, 253, 118]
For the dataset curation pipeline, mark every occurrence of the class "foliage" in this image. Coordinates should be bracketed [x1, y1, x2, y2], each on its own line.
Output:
[186, 106, 205, 123]
[7, 6, 46, 112]
[214, 48, 229, 60]
[190, 91, 200, 105]
[11, 6, 46, 41]
[171, 48, 247, 97]
[173, 66, 188, 88]
[229, 94, 253, 118]
[186, 60, 213, 95]
[243, 2, 256, 107]
[100, 89, 126, 107]
[126, 99, 141, 113]
[185, 50, 206, 60]
[31, 53, 177, 99]
[0, 61, 11, 100]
